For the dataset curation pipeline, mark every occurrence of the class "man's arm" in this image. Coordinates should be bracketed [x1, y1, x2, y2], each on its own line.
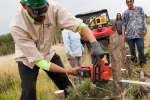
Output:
[122, 26, 126, 36]
[122, 12, 127, 39]
[35, 59, 80, 76]
[141, 7, 147, 36]
[11, 27, 80, 76]
[81, 26, 97, 43]
[62, 30, 73, 55]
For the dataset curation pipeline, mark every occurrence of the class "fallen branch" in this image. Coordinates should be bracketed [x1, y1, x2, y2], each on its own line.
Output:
[109, 87, 132, 99]
[140, 71, 146, 82]
[136, 69, 150, 78]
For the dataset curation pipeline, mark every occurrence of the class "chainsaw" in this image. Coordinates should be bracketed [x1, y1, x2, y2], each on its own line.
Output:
[78, 52, 111, 84]
[78, 52, 150, 85]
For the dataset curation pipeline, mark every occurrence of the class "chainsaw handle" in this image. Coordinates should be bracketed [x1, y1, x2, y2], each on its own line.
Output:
[92, 52, 110, 84]
[93, 52, 110, 64]
[105, 52, 110, 64]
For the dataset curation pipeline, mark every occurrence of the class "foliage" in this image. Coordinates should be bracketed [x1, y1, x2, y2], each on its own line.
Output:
[146, 17, 150, 24]
[0, 33, 15, 56]
[110, 19, 115, 25]
[145, 14, 148, 18]
[67, 79, 113, 100]
[53, 27, 61, 44]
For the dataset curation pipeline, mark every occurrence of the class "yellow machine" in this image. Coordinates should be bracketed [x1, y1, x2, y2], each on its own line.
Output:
[89, 16, 107, 27]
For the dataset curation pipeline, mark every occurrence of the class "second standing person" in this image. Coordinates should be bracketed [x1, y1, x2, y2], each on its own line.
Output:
[62, 29, 85, 84]
[114, 13, 122, 35]
[122, 0, 147, 67]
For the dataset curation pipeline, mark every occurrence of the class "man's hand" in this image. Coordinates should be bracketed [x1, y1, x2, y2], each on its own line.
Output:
[67, 67, 81, 76]
[143, 31, 147, 36]
[71, 53, 75, 59]
[82, 50, 85, 55]
[91, 41, 105, 66]
[61, 39, 64, 44]
[122, 35, 126, 41]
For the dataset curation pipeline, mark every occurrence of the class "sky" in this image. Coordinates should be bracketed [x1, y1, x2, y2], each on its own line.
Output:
[0, 0, 150, 35]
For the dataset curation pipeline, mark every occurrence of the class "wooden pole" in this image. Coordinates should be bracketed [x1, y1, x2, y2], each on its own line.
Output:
[125, 48, 132, 78]
[54, 90, 65, 100]
[119, 35, 126, 69]
[109, 33, 122, 96]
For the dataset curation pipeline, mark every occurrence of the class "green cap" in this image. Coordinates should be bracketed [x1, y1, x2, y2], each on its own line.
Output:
[22, 0, 47, 7]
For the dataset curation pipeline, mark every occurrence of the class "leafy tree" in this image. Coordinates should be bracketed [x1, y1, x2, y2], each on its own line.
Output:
[0, 33, 15, 55]
[145, 14, 148, 18]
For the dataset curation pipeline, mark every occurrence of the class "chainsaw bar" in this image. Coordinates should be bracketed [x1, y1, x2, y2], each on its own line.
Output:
[109, 78, 150, 86]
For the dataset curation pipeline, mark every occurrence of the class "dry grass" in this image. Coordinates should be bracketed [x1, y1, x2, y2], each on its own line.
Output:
[0, 44, 91, 100]
[0, 25, 150, 100]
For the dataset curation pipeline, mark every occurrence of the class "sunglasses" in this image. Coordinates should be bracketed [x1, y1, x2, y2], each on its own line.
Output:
[28, 3, 49, 15]
[127, 0, 133, 4]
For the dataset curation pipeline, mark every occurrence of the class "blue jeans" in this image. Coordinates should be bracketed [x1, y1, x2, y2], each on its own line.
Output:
[126, 38, 146, 64]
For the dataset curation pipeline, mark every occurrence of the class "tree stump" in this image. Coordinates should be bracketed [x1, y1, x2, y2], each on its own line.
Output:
[54, 90, 65, 100]
[109, 33, 122, 96]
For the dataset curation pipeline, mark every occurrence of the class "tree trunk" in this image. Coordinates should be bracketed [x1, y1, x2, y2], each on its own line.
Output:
[109, 33, 122, 96]
[54, 90, 65, 100]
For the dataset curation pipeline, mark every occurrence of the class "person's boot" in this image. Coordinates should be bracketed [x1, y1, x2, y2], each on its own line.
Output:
[140, 63, 146, 68]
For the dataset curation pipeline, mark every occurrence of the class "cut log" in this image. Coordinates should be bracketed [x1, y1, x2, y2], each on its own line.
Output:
[54, 90, 65, 100]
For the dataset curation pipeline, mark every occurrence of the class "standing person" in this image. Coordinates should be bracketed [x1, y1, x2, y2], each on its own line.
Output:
[114, 13, 123, 59]
[122, 0, 147, 67]
[9, 0, 105, 99]
[114, 13, 122, 35]
[62, 29, 85, 84]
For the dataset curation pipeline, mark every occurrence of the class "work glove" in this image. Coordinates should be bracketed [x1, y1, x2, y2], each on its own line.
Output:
[91, 41, 105, 66]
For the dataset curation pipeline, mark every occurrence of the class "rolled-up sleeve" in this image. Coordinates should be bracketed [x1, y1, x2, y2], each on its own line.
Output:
[55, 3, 83, 32]
[81, 45, 84, 50]
[11, 27, 44, 63]
[122, 12, 127, 27]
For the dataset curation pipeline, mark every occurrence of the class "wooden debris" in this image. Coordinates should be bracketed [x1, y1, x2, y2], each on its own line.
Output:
[135, 69, 150, 99]
[140, 71, 145, 82]
[136, 69, 150, 78]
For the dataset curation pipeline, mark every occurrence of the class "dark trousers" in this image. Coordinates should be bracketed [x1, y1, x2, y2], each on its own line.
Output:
[18, 53, 72, 100]
[126, 38, 146, 64]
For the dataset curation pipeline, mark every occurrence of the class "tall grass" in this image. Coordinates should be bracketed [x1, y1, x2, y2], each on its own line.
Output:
[0, 44, 91, 100]
[146, 17, 150, 24]
[0, 25, 150, 100]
